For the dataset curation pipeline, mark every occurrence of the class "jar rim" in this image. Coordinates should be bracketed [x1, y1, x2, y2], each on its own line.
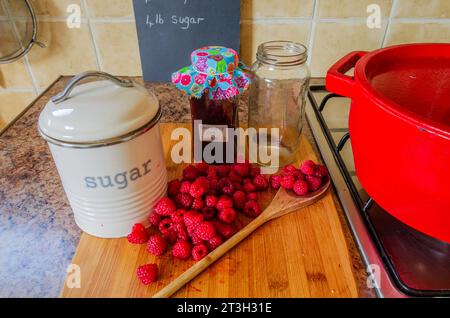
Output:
[256, 41, 308, 66]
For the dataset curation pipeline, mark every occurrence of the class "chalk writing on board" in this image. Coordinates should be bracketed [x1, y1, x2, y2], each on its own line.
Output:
[133, 0, 240, 82]
[144, 0, 204, 30]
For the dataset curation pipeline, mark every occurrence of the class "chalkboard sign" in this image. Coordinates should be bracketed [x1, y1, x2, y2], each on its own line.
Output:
[133, 0, 241, 82]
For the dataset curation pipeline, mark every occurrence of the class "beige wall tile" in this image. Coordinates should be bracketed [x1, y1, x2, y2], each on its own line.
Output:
[386, 22, 450, 45]
[310, 22, 385, 76]
[94, 23, 142, 76]
[240, 22, 310, 65]
[86, 0, 134, 18]
[27, 21, 98, 88]
[318, 0, 392, 18]
[0, 20, 17, 58]
[241, 0, 314, 18]
[0, 91, 36, 130]
[0, 61, 34, 89]
[395, 0, 450, 18]
[8, 0, 82, 17]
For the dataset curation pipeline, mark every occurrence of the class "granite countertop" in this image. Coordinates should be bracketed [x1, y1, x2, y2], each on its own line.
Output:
[0, 76, 373, 298]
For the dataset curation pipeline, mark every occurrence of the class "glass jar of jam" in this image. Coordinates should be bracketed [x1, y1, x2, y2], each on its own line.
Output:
[172, 46, 251, 164]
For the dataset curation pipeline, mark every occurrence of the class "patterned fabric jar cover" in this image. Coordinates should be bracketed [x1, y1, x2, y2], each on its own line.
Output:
[172, 46, 251, 100]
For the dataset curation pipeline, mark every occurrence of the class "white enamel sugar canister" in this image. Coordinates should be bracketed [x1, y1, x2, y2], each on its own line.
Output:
[38, 71, 167, 238]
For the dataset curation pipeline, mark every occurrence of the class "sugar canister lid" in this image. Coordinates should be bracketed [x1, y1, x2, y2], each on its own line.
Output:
[38, 71, 160, 147]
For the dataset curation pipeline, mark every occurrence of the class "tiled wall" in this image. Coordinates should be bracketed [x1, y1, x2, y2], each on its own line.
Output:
[1, 0, 450, 129]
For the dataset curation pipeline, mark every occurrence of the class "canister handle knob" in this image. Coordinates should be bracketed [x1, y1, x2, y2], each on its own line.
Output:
[51, 71, 134, 104]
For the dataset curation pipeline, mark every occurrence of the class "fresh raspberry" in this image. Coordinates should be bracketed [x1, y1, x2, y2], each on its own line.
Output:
[216, 165, 231, 177]
[281, 164, 298, 175]
[306, 175, 322, 191]
[189, 177, 209, 198]
[243, 181, 256, 193]
[201, 207, 216, 220]
[154, 197, 176, 216]
[232, 190, 246, 210]
[300, 160, 316, 176]
[195, 162, 209, 176]
[136, 264, 158, 285]
[182, 165, 199, 181]
[280, 174, 296, 190]
[190, 231, 204, 244]
[218, 177, 234, 195]
[206, 235, 223, 251]
[191, 197, 204, 210]
[215, 195, 233, 211]
[171, 209, 187, 224]
[232, 182, 243, 192]
[314, 164, 329, 178]
[183, 210, 204, 229]
[194, 221, 217, 240]
[192, 243, 209, 261]
[228, 170, 243, 183]
[212, 221, 236, 239]
[208, 178, 219, 194]
[247, 192, 257, 200]
[217, 208, 237, 223]
[207, 165, 217, 178]
[174, 193, 193, 209]
[148, 211, 162, 227]
[180, 181, 191, 194]
[167, 179, 181, 197]
[243, 177, 253, 184]
[158, 218, 174, 235]
[205, 195, 218, 208]
[249, 166, 261, 178]
[127, 223, 149, 244]
[293, 180, 310, 196]
[173, 221, 189, 241]
[243, 200, 262, 218]
[270, 175, 281, 189]
[233, 163, 250, 177]
[292, 170, 306, 180]
[146, 234, 167, 256]
[172, 240, 192, 260]
[253, 175, 269, 190]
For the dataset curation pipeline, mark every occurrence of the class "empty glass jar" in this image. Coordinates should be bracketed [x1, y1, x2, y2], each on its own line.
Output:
[248, 41, 310, 169]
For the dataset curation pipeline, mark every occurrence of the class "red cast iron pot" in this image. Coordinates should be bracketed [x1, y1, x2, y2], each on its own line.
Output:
[326, 43, 450, 243]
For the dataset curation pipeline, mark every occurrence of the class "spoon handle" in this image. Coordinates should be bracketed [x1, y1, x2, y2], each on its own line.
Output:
[152, 215, 268, 298]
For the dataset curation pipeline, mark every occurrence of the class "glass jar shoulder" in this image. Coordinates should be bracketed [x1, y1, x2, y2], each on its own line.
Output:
[251, 61, 310, 81]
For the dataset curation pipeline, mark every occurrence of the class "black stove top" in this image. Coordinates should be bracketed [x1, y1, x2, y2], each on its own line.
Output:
[307, 84, 450, 297]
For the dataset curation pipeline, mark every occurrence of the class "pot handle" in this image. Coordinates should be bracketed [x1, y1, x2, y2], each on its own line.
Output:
[326, 51, 367, 97]
[51, 71, 134, 104]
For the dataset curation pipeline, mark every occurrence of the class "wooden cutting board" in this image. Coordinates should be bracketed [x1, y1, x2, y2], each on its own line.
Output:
[61, 123, 359, 298]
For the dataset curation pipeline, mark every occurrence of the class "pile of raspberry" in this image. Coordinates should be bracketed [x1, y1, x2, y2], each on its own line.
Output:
[269, 160, 328, 196]
[129, 161, 269, 284]
[130, 160, 329, 285]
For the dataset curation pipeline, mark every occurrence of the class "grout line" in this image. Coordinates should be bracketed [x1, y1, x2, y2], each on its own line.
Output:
[381, 0, 399, 47]
[1, 0, 39, 95]
[80, 0, 103, 71]
[10, 15, 89, 23]
[306, 0, 319, 66]
[0, 87, 36, 93]
[392, 17, 450, 23]
[90, 17, 136, 23]
[22, 55, 40, 96]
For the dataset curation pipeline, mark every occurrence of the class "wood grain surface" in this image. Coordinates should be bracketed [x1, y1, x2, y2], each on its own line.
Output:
[61, 123, 359, 298]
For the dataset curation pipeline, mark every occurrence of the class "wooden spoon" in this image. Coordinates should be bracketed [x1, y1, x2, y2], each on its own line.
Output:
[153, 179, 331, 298]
